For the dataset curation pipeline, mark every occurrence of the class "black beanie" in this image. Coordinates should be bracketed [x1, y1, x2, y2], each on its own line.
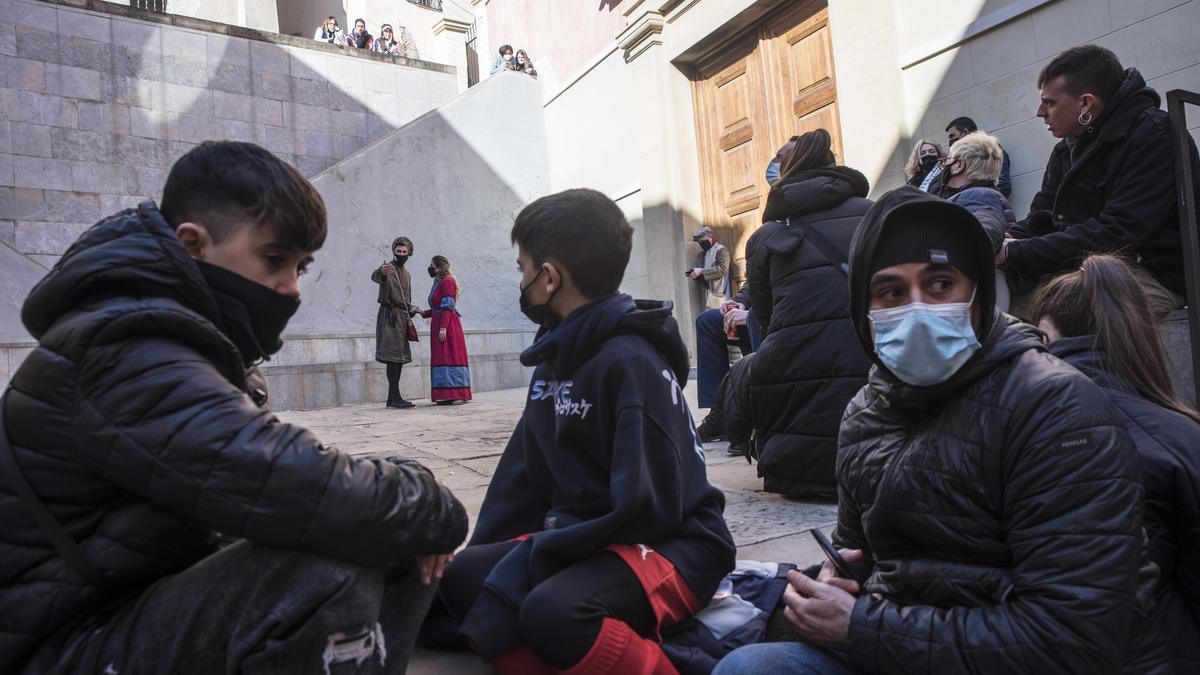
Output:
[869, 202, 985, 283]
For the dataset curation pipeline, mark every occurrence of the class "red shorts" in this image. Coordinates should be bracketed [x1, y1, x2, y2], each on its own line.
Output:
[606, 544, 703, 638]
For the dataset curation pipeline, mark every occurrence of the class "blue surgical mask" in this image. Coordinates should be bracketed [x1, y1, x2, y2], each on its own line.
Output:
[765, 161, 781, 185]
[868, 293, 980, 387]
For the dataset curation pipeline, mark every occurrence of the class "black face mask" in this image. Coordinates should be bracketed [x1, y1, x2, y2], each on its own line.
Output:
[427, 266, 437, 278]
[519, 267, 558, 328]
[393, 254, 409, 266]
[197, 261, 300, 365]
[919, 155, 938, 172]
[698, 239, 713, 252]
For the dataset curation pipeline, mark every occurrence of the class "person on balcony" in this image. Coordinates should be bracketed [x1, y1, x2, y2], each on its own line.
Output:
[373, 24, 405, 56]
[347, 18, 374, 50]
[313, 15, 344, 46]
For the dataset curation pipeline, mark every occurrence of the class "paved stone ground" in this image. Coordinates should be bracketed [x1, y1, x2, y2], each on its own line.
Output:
[278, 385, 835, 673]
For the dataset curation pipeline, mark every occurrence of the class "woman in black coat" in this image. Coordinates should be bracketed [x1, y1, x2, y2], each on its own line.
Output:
[1034, 254, 1200, 673]
[745, 129, 873, 499]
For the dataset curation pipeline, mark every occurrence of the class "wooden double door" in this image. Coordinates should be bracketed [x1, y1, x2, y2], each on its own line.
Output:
[691, 1, 842, 277]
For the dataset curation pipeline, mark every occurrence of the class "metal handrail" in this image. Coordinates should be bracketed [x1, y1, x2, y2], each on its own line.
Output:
[1167, 89, 1200, 401]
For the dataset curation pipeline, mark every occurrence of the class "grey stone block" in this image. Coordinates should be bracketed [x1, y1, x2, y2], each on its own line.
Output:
[252, 71, 293, 102]
[305, 369, 339, 409]
[335, 110, 366, 137]
[176, 113, 223, 143]
[211, 90, 253, 122]
[335, 366, 368, 406]
[264, 124, 294, 154]
[328, 87, 366, 113]
[161, 26, 205, 59]
[110, 18, 160, 51]
[160, 55, 210, 88]
[27, 252, 61, 270]
[0, 153, 12, 187]
[14, 220, 90, 255]
[71, 161, 138, 194]
[0, 22, 15, 58]
[207, 34, 250, 69]
[0, 120, 7, 154]
[14, 156, 73, 191]
[7, 56, 47, 93]
[208, 62, 251, 94]
[129, 108, 179, 140]
[294, 153, 331, 177]
[0, 218, 13, 246]
[1031, 0, 1111, 59]
[15, 26, 60, 64]
[45, 63, 104, 101]
[113, 134, 170, 168]
[222, 119, 253, 142]
[0, 88, 19, 120]
[57, 8, 112, 44]
[0, 187, 46, 220]
[77, 101, 131, 135]
[162, 83, 210, 115]
[250, 40, 290, 75]
[133, 165, 167, 196]
[51, 127, 115, 162]
[298, 130, 333, 158]
[19, 92, 78, 128]
[99, 193, 145, 215]
[58, 36, 111, 71]
[113, 45, 161, 80]
[9, 121, 51, 158]
[112, 75, 163, 108]
[43, 189, 101, 222]
[292, 77, 330, 105]
[253, 98, 283, 126]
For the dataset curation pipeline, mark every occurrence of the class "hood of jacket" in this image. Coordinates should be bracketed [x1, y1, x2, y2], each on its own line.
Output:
[763, 166, 870, 223]
[1082, 68, 1160, 149]
[847, 186, 1003, 389]
[21, 201, 222, 339]
[520, 293, 690, 382]
[1047, 335, 1129, 389]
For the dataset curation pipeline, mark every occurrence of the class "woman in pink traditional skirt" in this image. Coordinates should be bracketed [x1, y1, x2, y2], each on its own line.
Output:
[422, 256, 472, 405]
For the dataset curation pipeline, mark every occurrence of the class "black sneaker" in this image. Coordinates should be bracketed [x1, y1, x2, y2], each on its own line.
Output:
[726, 441, 748, 457]
[697, 413, 726, 442]
[388, 399, 416, 409]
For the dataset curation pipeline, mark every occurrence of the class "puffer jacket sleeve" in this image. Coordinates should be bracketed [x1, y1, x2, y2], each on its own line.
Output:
[746, 230, 773, 335]
[847, 371, 1145, 674]
[73, 335, 468, 568]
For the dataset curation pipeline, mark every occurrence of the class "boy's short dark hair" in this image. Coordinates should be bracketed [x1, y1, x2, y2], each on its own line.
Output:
[945, 116, 977, 133]
[160, 141, 327, 252]
[1037, 44, 1124, 102]
[511, 188, 633, 299]
[499, 44, 513, 55]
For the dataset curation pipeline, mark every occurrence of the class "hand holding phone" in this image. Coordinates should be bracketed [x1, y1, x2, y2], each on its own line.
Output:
[810, 528, 865, 585]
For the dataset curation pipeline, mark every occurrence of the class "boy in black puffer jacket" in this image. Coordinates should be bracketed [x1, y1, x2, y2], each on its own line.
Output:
[435, 188, 736, 674]
[0, 142, 467, 674]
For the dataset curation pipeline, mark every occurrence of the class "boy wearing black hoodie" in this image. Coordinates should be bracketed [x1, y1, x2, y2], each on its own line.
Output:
[437, 188, 736, 673]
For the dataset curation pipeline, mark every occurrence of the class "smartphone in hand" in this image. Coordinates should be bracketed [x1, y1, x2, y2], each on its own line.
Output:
[810, 528, 864, 584]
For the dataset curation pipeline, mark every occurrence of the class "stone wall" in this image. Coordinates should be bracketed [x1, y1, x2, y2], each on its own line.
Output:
[1, 0, 457, 274]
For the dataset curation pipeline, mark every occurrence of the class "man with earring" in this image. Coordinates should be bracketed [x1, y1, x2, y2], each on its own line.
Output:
[999, 44, 1199, 317]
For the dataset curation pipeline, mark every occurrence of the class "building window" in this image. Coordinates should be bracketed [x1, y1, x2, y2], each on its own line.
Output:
[407, 0, 443, 11]
[130, 0, 167, 10]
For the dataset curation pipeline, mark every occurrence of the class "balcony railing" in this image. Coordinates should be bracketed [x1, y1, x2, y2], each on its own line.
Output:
[130, 0, 167, 11]
[407, 0, 443, 10]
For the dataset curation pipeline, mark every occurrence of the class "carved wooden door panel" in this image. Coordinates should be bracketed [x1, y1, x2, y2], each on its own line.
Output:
[690, 2, 841, 275]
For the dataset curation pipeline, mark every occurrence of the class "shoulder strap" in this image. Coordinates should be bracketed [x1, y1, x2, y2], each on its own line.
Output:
[0, 388, 110, 587]
[786, 217, 849, 276]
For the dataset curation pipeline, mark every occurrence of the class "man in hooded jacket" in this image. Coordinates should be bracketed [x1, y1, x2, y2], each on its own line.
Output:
[714, 186, 1169, 674]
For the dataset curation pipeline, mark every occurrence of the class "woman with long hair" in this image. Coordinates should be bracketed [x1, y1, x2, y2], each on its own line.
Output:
[903, 138, 943, 187]
[1034, 254, 1200, 672]
[313, 16, 344, 45]
[373, 24, 404, 56]
[744, 128, 873, 499]
[421, 256, 471, 405]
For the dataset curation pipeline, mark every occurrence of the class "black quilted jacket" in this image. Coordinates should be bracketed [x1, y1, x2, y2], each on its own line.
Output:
[835, 188, 1169, 673]
[0, 203, 468, 670]
[746, 167, 873, 499]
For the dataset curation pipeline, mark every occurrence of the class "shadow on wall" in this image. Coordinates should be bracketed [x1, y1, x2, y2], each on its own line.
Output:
[891, 0, 1200, 221]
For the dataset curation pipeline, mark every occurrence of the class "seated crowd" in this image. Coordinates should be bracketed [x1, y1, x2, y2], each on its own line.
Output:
[314, 15, 410, 56]
[1, 40, 1198, 675]
[490, 43, 539, 79]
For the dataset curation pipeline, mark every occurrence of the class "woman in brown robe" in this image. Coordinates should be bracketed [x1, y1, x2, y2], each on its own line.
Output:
[372, 236, 419, 408]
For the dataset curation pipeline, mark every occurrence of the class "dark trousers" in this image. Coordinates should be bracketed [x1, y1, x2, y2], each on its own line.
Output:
[439, 540, 655, 669]
[31, 541, 434, 674]
[696, 309, 757, 409]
